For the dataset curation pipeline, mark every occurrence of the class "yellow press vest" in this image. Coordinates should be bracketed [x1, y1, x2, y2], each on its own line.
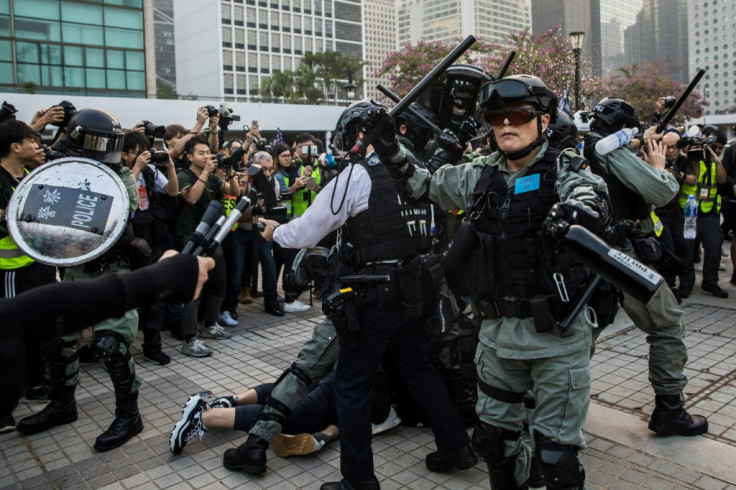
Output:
[286, 165, 321, 217]
[678, 160, 721, 215]
[0, 169, 33, 270]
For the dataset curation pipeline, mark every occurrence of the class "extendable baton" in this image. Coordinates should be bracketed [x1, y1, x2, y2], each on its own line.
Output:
[656, 69, 706, 133]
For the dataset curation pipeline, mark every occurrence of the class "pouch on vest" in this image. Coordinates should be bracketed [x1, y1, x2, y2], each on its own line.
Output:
[530, 294, 554, 333]
[631, 236, 663, 266]
[395, 253, 424, 318]
[444, 221, 494, 299]
[587, 280, 620, 329]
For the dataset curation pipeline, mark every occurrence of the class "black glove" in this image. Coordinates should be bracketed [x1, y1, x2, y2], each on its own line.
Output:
[456, 117, 480, 147]
[544, 200, 605, 241]
[360, 106, 404, 165]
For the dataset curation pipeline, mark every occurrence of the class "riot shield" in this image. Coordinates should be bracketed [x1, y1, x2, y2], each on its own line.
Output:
[6, 157, 130, 266]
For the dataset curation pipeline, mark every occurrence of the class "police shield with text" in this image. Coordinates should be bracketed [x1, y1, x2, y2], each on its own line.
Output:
[14, 108, 145, 452]
[376, 75, 612, 489]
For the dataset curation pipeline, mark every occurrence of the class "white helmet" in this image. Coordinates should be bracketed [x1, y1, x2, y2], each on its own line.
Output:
[573, 110, 591, 133]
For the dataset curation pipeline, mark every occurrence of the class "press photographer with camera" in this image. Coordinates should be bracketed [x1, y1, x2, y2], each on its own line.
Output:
[28, 105, 66, 134]
[175, 136, 241, 356]
[164, 106, 216, 168]
[652, 96, 677, 125]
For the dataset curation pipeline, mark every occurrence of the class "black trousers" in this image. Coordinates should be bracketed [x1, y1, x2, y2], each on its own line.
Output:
[334, 288, 469, 482]
[698, 212, 724, 287]
[658, 207, 694, 291]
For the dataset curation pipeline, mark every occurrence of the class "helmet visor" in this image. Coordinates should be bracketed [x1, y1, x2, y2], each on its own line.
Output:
[83, 129, 124, 164]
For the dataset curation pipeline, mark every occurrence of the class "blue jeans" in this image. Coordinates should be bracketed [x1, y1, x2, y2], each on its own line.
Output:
[225, 228, 253, 311]
[232, 229, 278, 307]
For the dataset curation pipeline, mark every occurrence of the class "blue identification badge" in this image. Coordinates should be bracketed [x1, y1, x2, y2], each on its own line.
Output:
[514, 173, 540, 194]
[368, 155, 381, 166]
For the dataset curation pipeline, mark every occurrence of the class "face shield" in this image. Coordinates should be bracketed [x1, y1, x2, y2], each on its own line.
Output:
[68, 125, 125, 165]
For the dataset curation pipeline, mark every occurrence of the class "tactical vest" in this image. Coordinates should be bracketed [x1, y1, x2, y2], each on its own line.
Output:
[469, 149, 588, 301]
[679, 160, 721, 215]
[343, 156, 433, 266]
[584, 134, 649, 221]
[0, 168, 33, 270]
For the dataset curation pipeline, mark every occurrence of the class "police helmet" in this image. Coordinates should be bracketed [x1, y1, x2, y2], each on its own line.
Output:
[546, 111, 578, 150]
[478, 75, 558, 123]
[573, 110, 591, 134]
[589, 98, 639, 135]
[438, 65, 492, 130]
[396, 102, 439, 152]
[332, 100, 375, 156]
[64, 108, 125, 165]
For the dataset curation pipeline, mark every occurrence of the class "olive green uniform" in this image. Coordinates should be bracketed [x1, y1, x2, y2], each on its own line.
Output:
[588, 135, 688, 395]
[403, 141, 607, 485]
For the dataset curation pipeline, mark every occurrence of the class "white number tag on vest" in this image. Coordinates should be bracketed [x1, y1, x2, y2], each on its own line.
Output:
[699, 188, 709, 200]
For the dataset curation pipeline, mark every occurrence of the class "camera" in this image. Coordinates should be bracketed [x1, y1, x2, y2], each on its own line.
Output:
[51, 100, 76, 128]
[218, 103, 240, 131]
[148, 148, 170, 166]
[141, 120, 165, 139]
[0, 101, 17, 122]
[205, 105, 219, 118]
[39, 143, 65, 161]
[680, 135, 719, 163]
[663, 96, 677, 109]
[301, 145, 319, 156]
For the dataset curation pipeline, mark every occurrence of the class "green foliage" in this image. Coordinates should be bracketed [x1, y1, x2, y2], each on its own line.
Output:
[21, 81, 37, 94]
[156, 80, 179, 100]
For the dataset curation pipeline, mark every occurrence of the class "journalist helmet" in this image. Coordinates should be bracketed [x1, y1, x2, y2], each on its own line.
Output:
[589, 98, 639, 136]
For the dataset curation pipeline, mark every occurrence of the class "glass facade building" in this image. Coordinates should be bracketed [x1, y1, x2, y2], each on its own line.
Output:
[0, 0, 147, 96]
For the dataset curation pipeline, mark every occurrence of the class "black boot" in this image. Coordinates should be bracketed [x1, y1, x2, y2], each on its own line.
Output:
[425, 444, 478, 472]
[648, 394, 708, 436]
[320, 477, 380, 490]
[94, 391, 144, 451]
[223, 434, 268, 474]
[16, 385, 77, 435]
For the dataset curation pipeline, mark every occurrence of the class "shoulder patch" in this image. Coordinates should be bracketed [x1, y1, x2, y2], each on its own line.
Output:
[368, 155, 381, 166]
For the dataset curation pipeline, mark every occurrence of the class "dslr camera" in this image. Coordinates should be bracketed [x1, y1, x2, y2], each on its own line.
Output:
[205, 105, 219, 118]
[662, 96, 677, 109]
[148, 148, 170, 166]
[679, 135, 719, 163]
[0, 101, 17, 122]
[218, 103, 240, 131]
[141, 120, 165, 139]
[51, 100, 76, 128]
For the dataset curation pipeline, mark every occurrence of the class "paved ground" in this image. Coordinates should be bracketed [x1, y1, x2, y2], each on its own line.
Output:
[2, 259, 736, 489]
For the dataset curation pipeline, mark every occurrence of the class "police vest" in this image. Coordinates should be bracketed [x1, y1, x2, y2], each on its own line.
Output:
[343, 155, 433, 266]
[584, 134, 649, 221]
[470, 149, 588, 300]
[0, 168, 33, 270]
[679, 160, 721, 215]
[286, 165, 321, 217]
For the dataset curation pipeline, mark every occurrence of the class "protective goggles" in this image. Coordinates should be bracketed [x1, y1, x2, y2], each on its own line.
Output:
[484, 107, 542, 126]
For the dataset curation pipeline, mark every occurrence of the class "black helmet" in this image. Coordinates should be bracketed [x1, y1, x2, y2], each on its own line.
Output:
[590, 98, 639, 135]
[64, 108, 125, 165]
[332, 100, 375, 156]
[396, 102, 439, 152]
[546, 111, 578, 150]
[479, 75, 558, 122]
[437, 64, 492, 133]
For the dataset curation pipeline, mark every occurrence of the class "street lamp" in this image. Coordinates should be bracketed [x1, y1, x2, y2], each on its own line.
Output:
[344, 70, 356, 105]
[569, 31, 585, 111]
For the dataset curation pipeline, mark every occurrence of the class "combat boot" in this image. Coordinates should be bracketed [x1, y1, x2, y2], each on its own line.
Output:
[94, 391, 143, 451]
[425, 444, 478, 472]
[648, 394, 708, 436]
[16, 385, 77, 435]
[223, 434, 268, 474]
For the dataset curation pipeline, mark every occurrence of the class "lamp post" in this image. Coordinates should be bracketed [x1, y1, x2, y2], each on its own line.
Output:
[344, 70, 356, 106]
[704, 87, 710, 126]
[569, 31, 585, 111]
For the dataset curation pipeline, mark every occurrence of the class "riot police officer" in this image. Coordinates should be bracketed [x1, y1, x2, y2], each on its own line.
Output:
[375, 75, 611, 489]
[583, 98, 708, 437]
[16, 108, 144, 452]
[257, 100, 476, 489]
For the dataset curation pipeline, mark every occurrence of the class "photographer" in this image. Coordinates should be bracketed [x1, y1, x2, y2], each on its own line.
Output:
[176, 137, 241, 356]
[164, 106, 213, 168]
[29, 105, 65, 134]
[677, 130, 728, 297]
[121, 132, 180, 365]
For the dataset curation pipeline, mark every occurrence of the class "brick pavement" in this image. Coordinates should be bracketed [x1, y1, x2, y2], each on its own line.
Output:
[2, 269, 736, 489]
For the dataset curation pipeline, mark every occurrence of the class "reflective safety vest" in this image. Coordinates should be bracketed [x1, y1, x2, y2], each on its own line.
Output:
[285, 165, 321, 218]
[222, 194, 239, 231]
[0, 168, 33, 270]
[679, 160, 721, 215]
[650, 210, 664, 237]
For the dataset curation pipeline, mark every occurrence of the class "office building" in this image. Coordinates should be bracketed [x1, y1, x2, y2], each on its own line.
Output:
[0, 0, 155, 97]
[174, 0, 363, 102]
[599, 0, 642, 77]
[397, 0, 530, 48]
[154, 0, 176, 92]
[363, 0, 395, 99]
[688, 0, 732, 115]
[530, 0, 602, 77]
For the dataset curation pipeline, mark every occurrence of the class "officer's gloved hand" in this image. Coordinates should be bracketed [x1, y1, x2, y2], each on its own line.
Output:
[456, 117, 480, 147]
[544, 200, 605, 242]
[361, 106, 406, 166]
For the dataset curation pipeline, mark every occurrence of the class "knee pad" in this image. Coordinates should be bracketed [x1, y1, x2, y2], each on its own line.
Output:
[535, 433, 585, 490]
[471, 422, 519, 463]
[95, 332, 134, 394]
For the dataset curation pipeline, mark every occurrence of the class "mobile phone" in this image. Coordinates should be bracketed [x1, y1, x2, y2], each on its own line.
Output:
[251, 120, 258, 128]
[310, 145, 319, 156]
[307, 177, 316, 186]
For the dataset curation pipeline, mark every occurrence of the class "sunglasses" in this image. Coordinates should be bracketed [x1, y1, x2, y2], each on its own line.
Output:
[484, 107, 542, 126]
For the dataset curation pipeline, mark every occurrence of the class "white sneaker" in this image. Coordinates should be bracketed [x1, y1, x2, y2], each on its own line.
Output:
[218, 310, 238, 327]
[694, 262, 703, 272]
[283, 300, 311, 313]
[182, 338, 213, 357]
[372, 406, 401, 435]
[200, 323, 231, 340]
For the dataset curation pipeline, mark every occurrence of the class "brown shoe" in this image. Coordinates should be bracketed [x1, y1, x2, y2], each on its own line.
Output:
[239, 287, 253, 304]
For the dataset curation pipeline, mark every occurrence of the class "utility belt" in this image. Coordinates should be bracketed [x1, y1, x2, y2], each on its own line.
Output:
[480, 294, 571, 333]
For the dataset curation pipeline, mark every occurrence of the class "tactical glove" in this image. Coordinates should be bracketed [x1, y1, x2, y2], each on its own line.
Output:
[360, 106, 406, 166]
